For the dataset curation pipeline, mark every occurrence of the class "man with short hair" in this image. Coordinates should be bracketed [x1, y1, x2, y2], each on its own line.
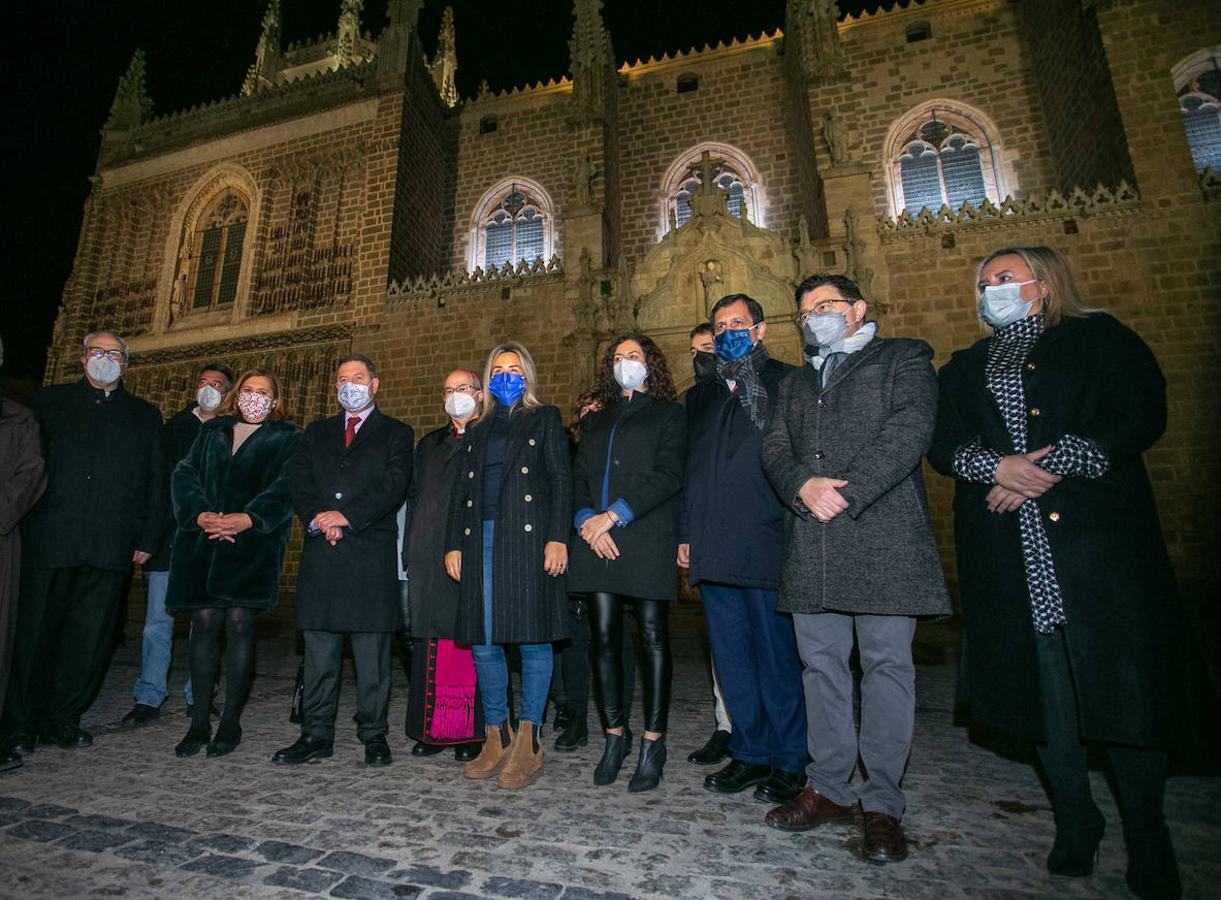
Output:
[760, 274, 950, 862]
[2, 330, 165, 754]
[120, 362, 233, 729]
[681, 294, 807, 803]
[276, 353, 413, 767]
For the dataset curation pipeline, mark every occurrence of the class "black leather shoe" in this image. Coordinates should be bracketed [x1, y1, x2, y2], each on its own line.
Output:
[555, 723, 588, 752]
[175, 725, 211, 758]
[411, 741, 446, 757]
[1047, 804, 1104, 877]
[454, 742, 482, 762]
[704, 759, 771, 794]
[206, 724, 242, 758]
[553, 707, 572, 734]
[687, 729, 731, 765]
[272, 735, 334, 765]
[754, 768, 806, 804]
[0, 750, 22, 773]
[44, 724, 93, 750]
[119, 703, 161, 730]
[593, 729, 633, 786]
[628, 737, 667, 793]
[365, 736, 392, 767]
[2, 732, 36, 757]
[1124, 820, 1181, 899]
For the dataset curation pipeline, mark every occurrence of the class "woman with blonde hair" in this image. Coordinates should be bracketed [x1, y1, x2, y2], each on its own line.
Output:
[168, 369, 298, 758]
[929, 247, 1183, 898]
[445, 342, 571, 789]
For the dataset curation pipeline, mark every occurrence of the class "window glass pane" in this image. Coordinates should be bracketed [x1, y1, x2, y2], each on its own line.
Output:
[675, 193, 692, 227]
[1182, 100, 1221, 173]
[941, 141, 987, 209]
[192, 229, 222, 309]
[485, 222, 513, 268]
[216, 221, 246, 305]
[516, 218, 544, 262]
[899, 144, 943, 214]
[727, 183, 744, 218]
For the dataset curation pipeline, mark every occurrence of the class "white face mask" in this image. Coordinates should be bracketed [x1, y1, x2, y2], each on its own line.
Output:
[196, 384, 224, 412]
[613, 358, 648, 393]
[86, 355, 122, 387]
[236, 390, 274, 423]
[337, 381, 372, 413]
[444, 391, 478, 420]
[979, 280, 1037, 328]
[804, 311, 850, 348]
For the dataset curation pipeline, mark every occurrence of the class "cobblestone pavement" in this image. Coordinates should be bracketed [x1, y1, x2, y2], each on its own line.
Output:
[0, 609, 1217, 899]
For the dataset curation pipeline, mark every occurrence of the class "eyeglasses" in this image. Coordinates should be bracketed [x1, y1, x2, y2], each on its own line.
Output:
[794, 299, 851, 327]
[86, 348, 126, 362]
[442, 384, 479, 397]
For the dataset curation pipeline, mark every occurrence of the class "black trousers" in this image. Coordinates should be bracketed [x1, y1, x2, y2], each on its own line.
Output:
[2, 564, 127, 734]
[302, 630, 392, 742]
[590, 593, 671, 733]
[1035, 627, 1168, 826]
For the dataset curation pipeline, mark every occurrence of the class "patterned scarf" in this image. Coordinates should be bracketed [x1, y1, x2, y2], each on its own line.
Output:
[716, 341, 771, 430]
[985, 314, 1066, 634]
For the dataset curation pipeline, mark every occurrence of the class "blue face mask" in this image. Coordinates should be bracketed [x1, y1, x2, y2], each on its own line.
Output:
[714, 325, 757, 362]
[488, 371, 526, 406]
[979, 281, 1037, 328]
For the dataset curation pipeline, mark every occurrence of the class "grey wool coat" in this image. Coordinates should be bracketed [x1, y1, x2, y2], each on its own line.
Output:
[760, 336, 950, 617]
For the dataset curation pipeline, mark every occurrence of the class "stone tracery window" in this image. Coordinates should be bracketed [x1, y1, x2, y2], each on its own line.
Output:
[188, 190, 249, 311]
[471, 179, 553, 270]
[1173, 50, 1221, 173]
[886, 103, 1004, 216]
[661, 143, 762, 233]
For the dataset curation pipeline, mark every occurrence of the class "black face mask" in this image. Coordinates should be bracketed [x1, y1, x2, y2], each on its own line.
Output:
[692, 350, 718, 381]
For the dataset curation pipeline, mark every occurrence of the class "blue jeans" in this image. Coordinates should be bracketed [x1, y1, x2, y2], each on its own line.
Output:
[471, 520, 553, 726]
[132, 570, 193, 707]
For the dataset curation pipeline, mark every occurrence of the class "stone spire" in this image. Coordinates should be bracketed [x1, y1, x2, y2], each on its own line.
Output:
[427, 7, 459, 108]
[105, 50, 154, 129]
[386, 0, 423, 29]
[337, 0, 364, 62]
[241, 0, 283, 96]
[786, 0, 845, 81]
[568, 0, 614, 119]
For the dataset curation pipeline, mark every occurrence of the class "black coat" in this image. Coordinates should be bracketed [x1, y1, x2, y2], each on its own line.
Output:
[291, 408, 414, 632]
[167, 417, 299, 611]
[761, 339, 951, 617]
[928, 313, 1183, 746]
[147, 404, 206, 572]
[569, 392, 687, 601]
[403, 423, 465, 639]
[681, 354, 795, 590]
[22, 378, 165, 573]
[446, 404, 571, 645]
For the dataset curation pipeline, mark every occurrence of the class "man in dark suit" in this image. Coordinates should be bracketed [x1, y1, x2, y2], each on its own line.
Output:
[276, 353, 413, 767]
[2, 330, 165, 756]
[680, 294, 807, 806]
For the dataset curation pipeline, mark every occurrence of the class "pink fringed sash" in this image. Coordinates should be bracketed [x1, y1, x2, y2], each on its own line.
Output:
[427, 639, 476, 741]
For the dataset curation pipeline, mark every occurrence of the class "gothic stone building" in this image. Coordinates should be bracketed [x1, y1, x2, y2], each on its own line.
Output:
[46, 0, 1221, 611]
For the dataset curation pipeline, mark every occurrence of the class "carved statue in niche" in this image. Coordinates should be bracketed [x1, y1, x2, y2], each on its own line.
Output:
[608, 256, 636, 333]
[823, 111, 848, 166]
[843, 206, 874, 298]
[574, 246, 599, 334]
[573, 153, 599, 208]
[699, 258, 724, 314]
[796, 215, 819, 276]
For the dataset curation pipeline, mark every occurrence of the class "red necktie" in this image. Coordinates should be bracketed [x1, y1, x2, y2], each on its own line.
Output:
[345, 416, 359, 448]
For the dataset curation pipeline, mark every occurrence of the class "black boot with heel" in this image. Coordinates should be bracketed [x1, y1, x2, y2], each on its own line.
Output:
[628, 736, 666, 793]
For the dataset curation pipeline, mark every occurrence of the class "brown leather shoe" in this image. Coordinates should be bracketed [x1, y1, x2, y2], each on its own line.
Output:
[464, 722, 513, 780]
[765, 787, 854, 832]
[862, 811, 909, 863]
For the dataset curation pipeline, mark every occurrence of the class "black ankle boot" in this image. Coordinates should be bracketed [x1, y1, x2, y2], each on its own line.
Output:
[1047, 803, 1105, 877]
[1124, 820, 1181, 900]
[175, 723, 211, 758]
[206, 722, 242, 758]
[628, 736, 667, 793]
[555, 722, 588, 752]
[593, 729, 632, 786]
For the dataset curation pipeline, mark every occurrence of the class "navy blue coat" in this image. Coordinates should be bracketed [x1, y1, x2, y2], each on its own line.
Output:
[681, 353, 795, 590]
[147, 404, 206, 572]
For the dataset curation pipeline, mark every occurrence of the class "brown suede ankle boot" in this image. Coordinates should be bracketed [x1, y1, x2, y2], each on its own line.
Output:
[498, 720, 543, 789]
[464, 721, 514, 780]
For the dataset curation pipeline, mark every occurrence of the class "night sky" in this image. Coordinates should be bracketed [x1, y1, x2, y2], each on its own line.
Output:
[4, 0, 871, 382]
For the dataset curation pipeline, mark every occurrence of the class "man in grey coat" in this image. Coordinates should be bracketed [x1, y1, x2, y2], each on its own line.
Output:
[760, 274, 950, 863]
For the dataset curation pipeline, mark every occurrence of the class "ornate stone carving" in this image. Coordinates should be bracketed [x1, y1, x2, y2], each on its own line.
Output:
[822, 111, 848, 166]
[842, 207, 873, 297]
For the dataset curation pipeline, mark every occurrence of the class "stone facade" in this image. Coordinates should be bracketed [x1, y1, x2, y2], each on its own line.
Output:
[47, 0, 1221, 616]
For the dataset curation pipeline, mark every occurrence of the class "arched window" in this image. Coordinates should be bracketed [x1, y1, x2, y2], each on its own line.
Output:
[470, 179, 554, 271]
[660, 143, 763, 234]
[189, 190, 249, 311]
[886, 102, 1005, 216]
[1173, 49, 1221, 173]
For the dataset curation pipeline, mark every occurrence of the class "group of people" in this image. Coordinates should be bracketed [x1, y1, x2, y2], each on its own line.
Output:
[0, 245, 1185, 898]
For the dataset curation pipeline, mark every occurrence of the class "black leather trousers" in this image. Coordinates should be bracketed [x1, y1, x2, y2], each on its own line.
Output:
[590, 593, 671, 733]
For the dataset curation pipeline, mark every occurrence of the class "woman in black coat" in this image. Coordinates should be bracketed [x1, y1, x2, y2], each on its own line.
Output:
[444, 342, 571, 790]
[168, 369, 298, 759]
[569, 333, 686, 792]
[928, 246, 1182, 898]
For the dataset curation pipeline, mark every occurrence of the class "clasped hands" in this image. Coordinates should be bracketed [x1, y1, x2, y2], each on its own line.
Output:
[579, 511, 620, 561]
[798, 476, 850, 523]
[196, 511, 254, 543]
[987, 446, 1060, 514]
[311, 510, 350, 546]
